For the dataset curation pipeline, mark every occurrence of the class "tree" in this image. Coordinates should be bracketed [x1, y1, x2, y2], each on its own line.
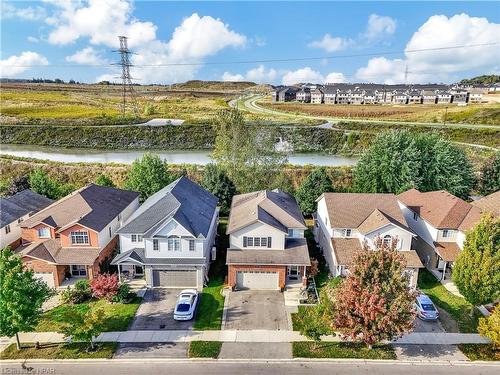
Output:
[296, 167, 333, 215]
[211, 108, 287, 192]
[477, 153, 500, 195]
[331, 238, 417, 348]
[269, 170, 295, 195]
[478, 307, 500, 348]
[353, 131, 475, 199]
[28, 169, 60, 199]
[61, 305, 105, 351]
[124, 153, 173, 201]
[452, 215, 500, 306]
[95, 174, 115, 188]
[90, 273, 120, 301]
[7, 176, 30, 196]
[201, 163, 237, 215]
[0, 248, 53, 349]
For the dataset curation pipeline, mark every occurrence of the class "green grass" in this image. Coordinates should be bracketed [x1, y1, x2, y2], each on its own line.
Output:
[35, 297, 142, 332]
[188, 341, 222, 358]
[0, 342, 117, 360]
[292, 342, 396, 359]
[193, 278, 225, 330]
[458, 344, 500, 361]
[417, 269, 479, 333]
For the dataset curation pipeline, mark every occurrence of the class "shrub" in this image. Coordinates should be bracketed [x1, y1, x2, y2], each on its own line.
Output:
[61, 279, 92, 304]
[90, 273, 119, 301]
[478, 307, 500, 348]
[111, 283, 132, 303]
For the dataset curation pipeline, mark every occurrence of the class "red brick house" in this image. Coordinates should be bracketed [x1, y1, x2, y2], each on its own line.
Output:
[226, 190, 310, 290]
[15, 184, 139, 288]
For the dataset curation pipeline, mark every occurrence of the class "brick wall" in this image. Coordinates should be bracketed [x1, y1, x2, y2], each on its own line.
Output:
[228, 264, 287, 289]
[60, 224, 99, 248]
[88, 236, 118, 279]
[22, 257, 68, 287]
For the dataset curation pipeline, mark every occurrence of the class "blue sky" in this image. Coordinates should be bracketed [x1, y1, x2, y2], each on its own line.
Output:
[1, 1, 499, 84]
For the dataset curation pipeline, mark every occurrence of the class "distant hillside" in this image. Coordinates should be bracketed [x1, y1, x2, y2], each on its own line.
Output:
[170, 80, 257, 91]
[459, 75, 500, 86]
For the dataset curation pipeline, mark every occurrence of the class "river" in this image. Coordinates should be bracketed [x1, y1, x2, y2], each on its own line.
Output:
[0, 144, 358, 167]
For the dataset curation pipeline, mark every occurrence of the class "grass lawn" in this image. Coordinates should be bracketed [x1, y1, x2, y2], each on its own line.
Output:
[292, 342, 396, 359]
[193, 278, 225, 330]
[188, 341, 222, 358]
[458, 344, 500, 361]
[0, 342, 117, 360]
[36, 297, 142, 332]
[417, 269, 479, 333]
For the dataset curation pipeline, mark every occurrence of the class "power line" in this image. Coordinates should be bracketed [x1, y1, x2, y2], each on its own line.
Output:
[3, 42, 498, 68]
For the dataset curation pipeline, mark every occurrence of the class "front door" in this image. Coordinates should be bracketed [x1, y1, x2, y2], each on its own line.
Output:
[287, 266, 300, 280]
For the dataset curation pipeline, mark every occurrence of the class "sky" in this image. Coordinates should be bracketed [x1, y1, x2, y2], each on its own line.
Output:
[1, 1, 499, 85]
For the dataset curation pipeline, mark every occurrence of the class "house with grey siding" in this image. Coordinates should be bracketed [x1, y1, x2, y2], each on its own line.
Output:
[278, 87, 299, 102]
[323, 85, 337, 104]
[296, 87, 311, 103]
[111, 176, 219, 290]
[310, 88, 324, 104]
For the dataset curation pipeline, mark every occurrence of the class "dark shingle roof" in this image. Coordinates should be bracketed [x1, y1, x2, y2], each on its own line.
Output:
[117, 177, 218, 238]
[111, 248, 206, 265]
[0, 190, 53, 227]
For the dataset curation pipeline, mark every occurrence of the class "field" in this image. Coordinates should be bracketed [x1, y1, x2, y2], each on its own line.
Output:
[258, 98, 500, 125]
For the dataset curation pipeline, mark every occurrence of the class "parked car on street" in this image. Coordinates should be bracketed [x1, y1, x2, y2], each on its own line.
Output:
[174, 289, 199, 321]
[415, 293, 439, 321]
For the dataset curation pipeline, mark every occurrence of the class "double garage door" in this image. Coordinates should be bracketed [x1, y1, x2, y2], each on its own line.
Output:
[236, 271, 279, 290]
[34, 272, 55, 288]
[153, 269, 197, 288]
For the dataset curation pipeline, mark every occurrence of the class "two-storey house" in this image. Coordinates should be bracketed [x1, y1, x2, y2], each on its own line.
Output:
[226, 190, 310, 290]
[296, 87, 311, 103]
[111, 177, 219, 290]
[397, 189, 481, 281]
[310, 88, 324, 104]
[1, 189, 53, 249]
[15, 184, 139, 288]
[315, 193, 423, 288]
[323, 85, 337, 104]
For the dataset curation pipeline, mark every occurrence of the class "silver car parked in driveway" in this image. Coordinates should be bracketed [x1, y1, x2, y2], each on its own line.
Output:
[415, 293, 439, 321]
[174, 289, 199, 321]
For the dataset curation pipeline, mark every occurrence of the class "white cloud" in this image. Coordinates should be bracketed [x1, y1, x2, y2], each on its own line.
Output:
[66, 47, 107, 65]
[222, 72, 245, 82]
[308, 34, 353, 53]
[27, 36, 40, 43]
[282, 67, 324, 85]
[324, 72, 347, 84]
[1, 3, 46, 21]
[0, 51, 48, 78]
[223, 65, 277, 83]
[363, 14, 396, 42]
[356, 13, 500, 83]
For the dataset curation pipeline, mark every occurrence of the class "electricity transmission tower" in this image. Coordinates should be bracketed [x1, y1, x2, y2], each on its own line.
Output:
[114, 36, 139, 116]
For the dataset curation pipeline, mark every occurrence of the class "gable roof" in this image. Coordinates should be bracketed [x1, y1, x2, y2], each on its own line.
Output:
[0, 190, 53, 227]
[472, 191, 500, 218]
[21, 184, 139, 232]
[117, 176, 218, 238]
[16, 239, 101, 265]
[398, 189, 481, 231]
[319, 193, 412, 233]
[227, 189, 306, 234]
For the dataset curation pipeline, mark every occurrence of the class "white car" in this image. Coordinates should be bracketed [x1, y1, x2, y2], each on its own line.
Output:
[415, 293, 439, 321]
[173, 289, 199, 321]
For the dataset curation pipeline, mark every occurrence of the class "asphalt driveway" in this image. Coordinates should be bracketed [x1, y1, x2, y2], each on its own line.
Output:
[129, 289, 194, 330]
[224, 290, 290, 330]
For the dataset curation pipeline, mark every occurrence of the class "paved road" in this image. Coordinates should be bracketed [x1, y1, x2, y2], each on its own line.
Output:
[2, 360, 499, 375]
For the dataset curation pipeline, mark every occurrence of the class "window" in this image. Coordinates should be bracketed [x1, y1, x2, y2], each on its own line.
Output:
[168, 237, 180, 251]
[131, 234, 143, 243]
[37, 227, 50, 238]
[254, 237, 261, 247]
[413, 212, 418, 221]
[242, 236, 272, 248]
[17, 218, 23, 224]
[109, 227, 112, 237]
[5, 225, 11, 234]
[71, 231, 89, 245]
[153, 239, 159, 251]
[71, 265, 87, 276]
[442, 229, 450, 238]
[117, 213, 121, 222]
[382, 235, 392, 248]
[287, 229, 294, 237]
[189, 240, 195, 251]
[342, 229, 352, 237]
[261, 237, 268, 247]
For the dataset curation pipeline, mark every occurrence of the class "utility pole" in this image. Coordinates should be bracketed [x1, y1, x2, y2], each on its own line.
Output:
[113, 36, 138, 117]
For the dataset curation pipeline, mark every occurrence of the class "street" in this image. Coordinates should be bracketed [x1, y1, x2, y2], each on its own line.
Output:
[1, 360, 498, 375]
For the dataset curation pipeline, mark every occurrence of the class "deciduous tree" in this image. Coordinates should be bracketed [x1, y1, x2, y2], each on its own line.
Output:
[477, 152, 500, 195]
[452, 215, 500, 306]
[61, 305, 106, 351]
[478, 307, 500, 348]
[201, 163, 237, 215]
[94, 174, 115, 188]
[331, 238, 417, 348]
[296, 167, 333, 215]
[28, 169, 60, 199]
[0, 248, 53, 349]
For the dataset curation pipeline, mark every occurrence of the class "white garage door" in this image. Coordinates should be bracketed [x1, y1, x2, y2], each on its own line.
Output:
[236, 271, 279, 290]
[153, 270, 197, 288]
[34, 272, 55, 288]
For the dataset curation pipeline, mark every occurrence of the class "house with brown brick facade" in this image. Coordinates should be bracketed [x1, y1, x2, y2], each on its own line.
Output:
[314, 193, 423, 288]
[14, 184, 139, 288]
[226, 190, 310, 290]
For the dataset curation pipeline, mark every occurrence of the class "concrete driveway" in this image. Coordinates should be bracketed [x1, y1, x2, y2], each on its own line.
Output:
[129, 289, 194, 330]
[413, 316, 445, 333]
[224, 290, 290, 330]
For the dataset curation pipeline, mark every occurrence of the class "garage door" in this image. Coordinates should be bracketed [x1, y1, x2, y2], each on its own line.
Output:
[236, 271, 279, 290]
[153, 270, 197, 288]
[34, 272, 55, 288]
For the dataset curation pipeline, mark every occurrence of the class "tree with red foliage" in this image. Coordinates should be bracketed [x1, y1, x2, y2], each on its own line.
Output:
[89, 273, 120, 301]
[331, 237, 417, 348]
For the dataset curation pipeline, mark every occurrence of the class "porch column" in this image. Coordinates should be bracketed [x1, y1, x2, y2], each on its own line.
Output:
[442, 261, 447, 281]
[118, 264, 122, 283]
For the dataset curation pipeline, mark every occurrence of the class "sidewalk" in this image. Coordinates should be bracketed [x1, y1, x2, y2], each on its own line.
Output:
[1, 331, 490, 345]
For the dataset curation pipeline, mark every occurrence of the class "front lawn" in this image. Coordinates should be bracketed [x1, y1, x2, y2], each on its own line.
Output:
[292, 342, 396, 359]
[417, 269, 479, 333]
[36, 297, 142, 332]
[0, 342, 117, 360]
[458, 344, 500, 361]
[188, 341, 222, 358]
[193, 278, 225, 330]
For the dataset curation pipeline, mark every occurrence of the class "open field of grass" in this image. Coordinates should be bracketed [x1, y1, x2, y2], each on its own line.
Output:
[0, 342, 117, 359]
[258, 99, 500, 125]
[292, 342, 396, 359]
